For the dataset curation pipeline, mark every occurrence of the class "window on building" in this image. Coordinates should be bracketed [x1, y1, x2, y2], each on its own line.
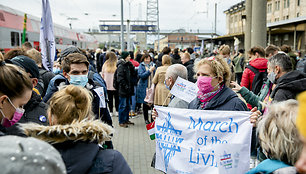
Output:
[286, 15, 289, 19]
[275, 18, 279, 22]
[268, 3, 272, 13]
[284, 34, 289, 41]
[297, 0, 300, 6]
[11, 32, 20, 47]
[20, 33, 28, 42]
[297, 12, 300, 17]
[275, 35, 279, 41]
[275, 1, 280, 10]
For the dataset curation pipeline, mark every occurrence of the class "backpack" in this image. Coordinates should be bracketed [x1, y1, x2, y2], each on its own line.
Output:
[246, 65, 267, 95]
[296, 58, 306, 72]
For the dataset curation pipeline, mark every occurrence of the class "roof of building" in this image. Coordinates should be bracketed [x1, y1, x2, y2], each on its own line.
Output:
[224, 1, 245, 14]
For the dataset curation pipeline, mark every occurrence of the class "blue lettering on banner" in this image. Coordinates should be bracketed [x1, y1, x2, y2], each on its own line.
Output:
[187, 117, 239, 133]
[189, 148, 217, 167]
[156, 112, 184, 172]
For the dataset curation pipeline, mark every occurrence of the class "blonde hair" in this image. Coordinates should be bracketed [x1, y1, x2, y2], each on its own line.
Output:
[103, 52, 117, 73]
[162, 55, 171, 66]
[48, 85, 94, 125]
[194, 55, 231, 86]
[258, 99, 302, 165]
[26, 48, 42, 65]
[219, 45, 230, 55]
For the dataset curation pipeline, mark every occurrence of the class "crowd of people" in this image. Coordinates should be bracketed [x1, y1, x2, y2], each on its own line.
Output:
[1, 40, 306, 173]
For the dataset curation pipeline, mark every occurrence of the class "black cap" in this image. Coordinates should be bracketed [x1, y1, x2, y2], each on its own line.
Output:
[11, 55, 39, 78]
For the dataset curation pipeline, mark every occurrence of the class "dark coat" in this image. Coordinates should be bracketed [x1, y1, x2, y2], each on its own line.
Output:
[21, 120, 131, 174]
[171, 53, 181, 64]
[39, 68, 55, 97]
[183, 59, 196, 83]
[188, 86, 248, 111]
[270, 70, 306, 102]
[6, 91, 49, 136]
[136, 62, 155, 103]
[155, 53, 164, 67]
[115, 59, 136, 98]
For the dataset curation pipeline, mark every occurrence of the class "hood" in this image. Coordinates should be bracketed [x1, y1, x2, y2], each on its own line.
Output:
[249, 57, 268, 70]
[276, 70, 306, 91]
[20, 119, 114, 144]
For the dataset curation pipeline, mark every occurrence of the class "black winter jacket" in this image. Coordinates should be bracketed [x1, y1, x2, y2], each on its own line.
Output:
[6, 91, 49, 136]
[183, 59, 196, 83]
[188, 86, 248, 111]
[39, 68, 55, 97]
[270, 70, 306, 102]
[114, 59, 136, 97]
[171, 53, 181, 64]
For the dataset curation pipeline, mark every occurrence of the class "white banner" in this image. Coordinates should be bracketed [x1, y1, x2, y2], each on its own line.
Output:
[40, 0, 55, 71]
[170, 77, 198, 103]
[154, 106, 252, 174]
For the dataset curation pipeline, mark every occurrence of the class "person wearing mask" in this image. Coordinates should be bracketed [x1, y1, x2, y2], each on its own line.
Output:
[101, 52, 119, 117]
[247, 100, 302, 174]
[0, 59, 32, 134]
[152, 55, 171, 106]
[114, 51, 137, 128]
[137, 54, 156, 124]
[52, 61, 61, 75]
[268, 53, 306, 102]
[21, 85, 132, 174]
[188, 56, 248, 111]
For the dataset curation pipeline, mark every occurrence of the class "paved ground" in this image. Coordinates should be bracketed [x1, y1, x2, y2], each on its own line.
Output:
[111, 114, 162, 174]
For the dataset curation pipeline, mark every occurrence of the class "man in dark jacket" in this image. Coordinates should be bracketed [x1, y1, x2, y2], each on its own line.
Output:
[181, 52, 196, 83]
[114, 51, 137, 128]
[6, 56, 49, 136]
[171, 48, 181, 64]
[268, 53, 306, 102]
[156, 46, 171, 67]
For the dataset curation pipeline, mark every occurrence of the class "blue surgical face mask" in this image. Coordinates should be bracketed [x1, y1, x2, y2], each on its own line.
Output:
[267, 71, 277, 84]
[164, 80, 171, 90]
[53, 67, 60, 74]
[69, 74, 88, 87]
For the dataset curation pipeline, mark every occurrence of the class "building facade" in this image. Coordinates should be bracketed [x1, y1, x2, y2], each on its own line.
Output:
[219, 0, 306, 53]
[154, 34, 199, 52]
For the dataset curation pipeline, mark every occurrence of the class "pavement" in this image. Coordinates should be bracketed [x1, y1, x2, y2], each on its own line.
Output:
[111, 114, 162, 174]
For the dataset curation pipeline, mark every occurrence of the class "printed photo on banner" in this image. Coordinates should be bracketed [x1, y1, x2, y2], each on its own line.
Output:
[154, 106, 252, 174]
[170, 77, 199, 103]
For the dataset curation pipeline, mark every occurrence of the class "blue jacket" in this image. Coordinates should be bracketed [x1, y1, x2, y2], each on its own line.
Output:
[246, 159, 293, 174]
[43, 73, 112, 127]
[188, 86, 248, 111]
[136, 62, 155, 103]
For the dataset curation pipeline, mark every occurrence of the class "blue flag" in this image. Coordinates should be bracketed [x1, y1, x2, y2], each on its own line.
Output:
[40, 0, 55, 71]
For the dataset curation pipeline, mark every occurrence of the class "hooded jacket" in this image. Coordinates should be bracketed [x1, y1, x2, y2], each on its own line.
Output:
[241, 58, 268, 90]
[188, 86, 248, 111]
[114, 59, 137, 98]
[270, 70, 306, 102]
[20, 119, 132, 174]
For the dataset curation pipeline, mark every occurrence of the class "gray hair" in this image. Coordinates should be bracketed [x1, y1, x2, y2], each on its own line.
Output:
[165, 64, 187, 81]
[257, 99, 302, 165]
[268, 52, 292, 72]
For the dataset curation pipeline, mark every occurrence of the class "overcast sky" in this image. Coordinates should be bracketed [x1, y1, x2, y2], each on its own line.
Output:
[1, 0, 242, 38]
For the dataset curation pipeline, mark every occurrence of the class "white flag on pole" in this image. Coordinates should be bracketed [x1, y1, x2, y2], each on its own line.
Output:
[40, 0, 55, 71]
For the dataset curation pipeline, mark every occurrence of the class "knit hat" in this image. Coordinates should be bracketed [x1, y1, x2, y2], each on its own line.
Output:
[121, 51, 129, 60]
[297, 91, 306, 138]
[0, 135, 66, 174]
[10, 55, 40, 78]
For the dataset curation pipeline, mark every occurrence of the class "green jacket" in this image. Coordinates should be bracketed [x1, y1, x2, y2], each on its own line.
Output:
[238, 79, 272, 112]
[233, 54, 244, 73]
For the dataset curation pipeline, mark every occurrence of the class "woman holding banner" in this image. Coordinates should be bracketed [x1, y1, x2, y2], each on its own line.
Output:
[188, 56, 248, 111]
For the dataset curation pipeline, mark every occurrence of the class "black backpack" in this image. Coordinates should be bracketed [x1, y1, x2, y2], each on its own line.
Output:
[246, 65, 267, 95]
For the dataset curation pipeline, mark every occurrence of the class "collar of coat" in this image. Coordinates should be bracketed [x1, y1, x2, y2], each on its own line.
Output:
[19, 119, 114, 144]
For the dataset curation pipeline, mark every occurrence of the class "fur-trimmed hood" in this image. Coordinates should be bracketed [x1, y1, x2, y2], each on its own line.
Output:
[20, 119, 114, 144]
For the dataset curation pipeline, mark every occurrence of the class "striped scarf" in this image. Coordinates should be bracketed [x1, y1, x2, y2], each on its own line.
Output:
[197, 84, 224, 109]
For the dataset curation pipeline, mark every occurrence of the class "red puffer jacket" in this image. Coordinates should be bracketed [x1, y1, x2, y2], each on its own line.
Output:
[241, 58, 268, 91]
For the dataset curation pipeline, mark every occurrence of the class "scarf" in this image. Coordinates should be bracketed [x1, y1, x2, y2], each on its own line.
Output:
[197, 84, 224, 109]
